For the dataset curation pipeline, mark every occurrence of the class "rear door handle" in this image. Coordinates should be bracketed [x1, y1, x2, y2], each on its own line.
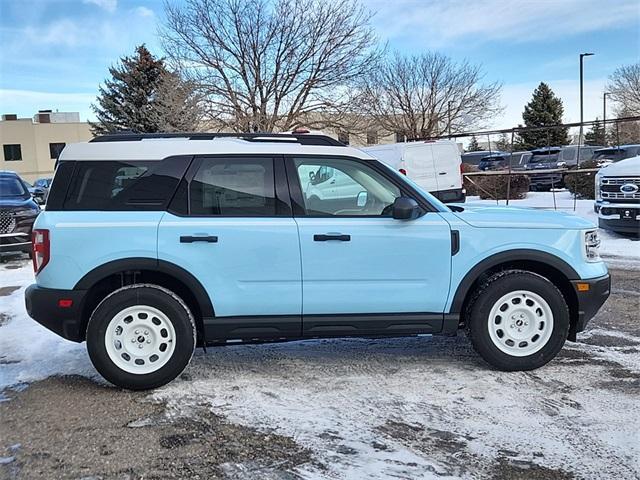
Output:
[313, 234, 351, 242]
[180, 235, 218, 243]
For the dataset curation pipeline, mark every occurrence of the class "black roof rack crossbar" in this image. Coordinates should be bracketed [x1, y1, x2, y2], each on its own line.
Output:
[89, 132, 345, 147]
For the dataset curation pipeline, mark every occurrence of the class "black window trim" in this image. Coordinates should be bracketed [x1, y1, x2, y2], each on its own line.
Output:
[283, 154, 438, 218]
[3, 144, 22, 161]
[167, 154, 293, 218]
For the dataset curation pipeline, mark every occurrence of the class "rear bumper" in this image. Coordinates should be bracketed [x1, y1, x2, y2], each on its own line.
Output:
[25, 284, 87, 342]
[569, 274, 611, 340]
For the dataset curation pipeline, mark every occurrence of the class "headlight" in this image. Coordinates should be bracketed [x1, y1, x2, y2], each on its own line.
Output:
[595, 173, 602, 201]
[584, 230, 601, 262]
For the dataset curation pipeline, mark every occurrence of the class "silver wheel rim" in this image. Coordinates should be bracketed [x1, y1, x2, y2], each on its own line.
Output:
[487, 290, 554, 357]
[104, 305, 176, 374]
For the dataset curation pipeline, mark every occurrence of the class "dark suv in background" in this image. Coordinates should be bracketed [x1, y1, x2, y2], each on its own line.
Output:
[0, 171, 40, 256]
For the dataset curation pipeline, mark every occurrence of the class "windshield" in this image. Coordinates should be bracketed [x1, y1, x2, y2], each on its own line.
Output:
[529, 152, 560, 163]
[378, 161, 450, 212]
[0, 176, 29, 197]
[593, 149, 625, 161]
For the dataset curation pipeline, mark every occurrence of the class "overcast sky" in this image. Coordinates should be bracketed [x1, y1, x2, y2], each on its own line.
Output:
[0, 0, 638, 129]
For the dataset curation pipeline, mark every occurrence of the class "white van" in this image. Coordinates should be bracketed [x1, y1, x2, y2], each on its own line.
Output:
[361, 140, 465, 203]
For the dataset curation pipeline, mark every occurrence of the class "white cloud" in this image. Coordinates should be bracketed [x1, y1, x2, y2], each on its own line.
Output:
[0, 89, 96, 121]
[83, 0, 117, 13]
[133, 6, 154, 18]
[369, 0, 640, 47]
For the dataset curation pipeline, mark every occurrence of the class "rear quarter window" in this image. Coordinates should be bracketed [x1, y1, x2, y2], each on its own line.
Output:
[61, 156, 192, 211]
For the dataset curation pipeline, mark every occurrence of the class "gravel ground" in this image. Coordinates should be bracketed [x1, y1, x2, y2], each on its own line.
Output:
[0, 258, 639, 480]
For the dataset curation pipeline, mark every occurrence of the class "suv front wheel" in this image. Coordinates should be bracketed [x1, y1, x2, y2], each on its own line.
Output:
[86, 284, 196, 390]
[466, 270, 570, 371]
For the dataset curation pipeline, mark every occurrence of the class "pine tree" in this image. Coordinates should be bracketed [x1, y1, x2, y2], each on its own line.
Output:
[518, 82, 569, 149]
[495, 133, 511, 152]
[90, 45, 201, 135]
[468, 135, 482, 152]
[584, 117, 605, 146]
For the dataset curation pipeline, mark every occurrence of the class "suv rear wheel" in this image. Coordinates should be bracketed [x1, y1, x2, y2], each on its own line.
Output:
[86, 284, 196, 390]
[466, 270, 569, 371]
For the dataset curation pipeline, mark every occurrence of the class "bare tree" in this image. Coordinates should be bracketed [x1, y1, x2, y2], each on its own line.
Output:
[160, 0, 381, 132]
[148, 70, 205, 132]
[358, 52, 502, 140]
[607, 63, 640, 115]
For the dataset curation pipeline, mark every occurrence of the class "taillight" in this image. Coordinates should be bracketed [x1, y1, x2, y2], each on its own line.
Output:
[399, 168, 407, 176]
[32, 229, 50, 274]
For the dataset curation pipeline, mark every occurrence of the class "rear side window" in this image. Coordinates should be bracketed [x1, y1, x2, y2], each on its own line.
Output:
[63, 156, 191, 211]
[187, 157, 278, 216]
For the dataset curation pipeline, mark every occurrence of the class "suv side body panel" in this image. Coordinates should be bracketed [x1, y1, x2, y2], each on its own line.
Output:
[34, 211, 163, 289]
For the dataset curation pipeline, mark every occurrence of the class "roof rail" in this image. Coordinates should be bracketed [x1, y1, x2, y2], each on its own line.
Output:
[89, 132, 345, 147]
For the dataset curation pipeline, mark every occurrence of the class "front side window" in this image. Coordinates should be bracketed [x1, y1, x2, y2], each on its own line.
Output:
[3, 144, 22, 161]
[294, 157, 400, 216]
[189, 157, 277, 216]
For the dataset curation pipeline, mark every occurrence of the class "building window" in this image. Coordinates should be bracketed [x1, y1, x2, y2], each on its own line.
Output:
[366, 130, 378, 145]
[337, 131, 350, 145]
[49, 142, 66, 159]
[3, 144, 22, 161]
[395, 131, 405, 143]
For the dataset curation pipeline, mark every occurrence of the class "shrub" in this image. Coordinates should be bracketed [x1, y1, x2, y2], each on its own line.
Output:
[462, 163, 530, 200]
[565, 159, 599, 199]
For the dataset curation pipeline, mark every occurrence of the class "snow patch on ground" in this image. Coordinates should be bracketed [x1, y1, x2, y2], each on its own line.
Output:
[0, 262, 97, 390]
[466, 191, 640, 264]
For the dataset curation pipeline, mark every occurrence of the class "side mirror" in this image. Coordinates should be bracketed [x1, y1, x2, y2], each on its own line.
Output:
[356, 191, 368, 207]
[392, 197, 421, 220]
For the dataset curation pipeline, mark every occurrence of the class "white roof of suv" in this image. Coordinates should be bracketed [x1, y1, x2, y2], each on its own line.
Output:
[59, 134, 374, 162]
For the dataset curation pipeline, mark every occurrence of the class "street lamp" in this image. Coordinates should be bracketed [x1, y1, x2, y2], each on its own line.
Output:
[579, 52, 594, 141]
[603, 92, 611, 145]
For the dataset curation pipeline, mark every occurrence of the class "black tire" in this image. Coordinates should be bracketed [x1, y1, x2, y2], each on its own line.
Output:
[466, 270, 569, 371]
[86, 284, 196, 390]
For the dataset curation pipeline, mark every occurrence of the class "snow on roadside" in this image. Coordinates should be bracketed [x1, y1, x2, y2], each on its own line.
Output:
[465, 191, 640, 266]
[0, 261, 97, 391]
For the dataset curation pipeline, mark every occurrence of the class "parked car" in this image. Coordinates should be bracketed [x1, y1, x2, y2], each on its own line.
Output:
[595, 155, 640, 236]
[33, 177, 53, 203]
[592, 145, 640, 167]
[461, 150, 509, 166]
[523, 146, 601, 191]
[25, 132, 610, 390]
[362, 140, 464, 203]
[24, 180, 47, 204]
[0, 171, 40, 256]
[478, 154, 510, 171]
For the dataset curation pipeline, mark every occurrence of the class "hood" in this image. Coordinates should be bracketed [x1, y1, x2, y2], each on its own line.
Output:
[599, 155, 640, 177]
[450, 204, 595, 230]
[0, 196, 39, 210]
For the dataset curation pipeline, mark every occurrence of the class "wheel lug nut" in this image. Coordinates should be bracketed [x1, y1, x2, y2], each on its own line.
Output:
[144, 330, 149, 335]
[135, 330, 139, 335]
[510, 324, 514, 328]
[146, 339, 151, 344]
[131, 338, 136, 343]
[138, 344, 143, 349]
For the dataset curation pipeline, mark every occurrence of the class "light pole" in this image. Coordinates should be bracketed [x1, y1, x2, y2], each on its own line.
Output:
[447, 101, 452, 138]
[579, 52, 594, 143]
[603, 92, 610, 145]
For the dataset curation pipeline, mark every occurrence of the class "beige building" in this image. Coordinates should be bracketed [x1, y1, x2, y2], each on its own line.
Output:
[0, 111, 93, 182]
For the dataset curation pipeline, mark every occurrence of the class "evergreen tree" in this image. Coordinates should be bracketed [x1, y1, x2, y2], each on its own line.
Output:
[518, 82, 569, 149]
[495, 133, 512, 152]
[90, 45, 202, 135]
[468, 135, 482, 152]
[584, 117, 605, 146]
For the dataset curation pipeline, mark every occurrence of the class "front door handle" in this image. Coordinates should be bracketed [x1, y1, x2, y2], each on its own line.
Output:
[180, 235, 218, 243]
[314, 234, 351, 242]
[438, 171, 447, 175]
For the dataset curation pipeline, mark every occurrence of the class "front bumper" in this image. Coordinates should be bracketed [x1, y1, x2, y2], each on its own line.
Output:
[25, 284, 87, 342]
[0, 233, 31, 253]
[568, 274, 611, 340]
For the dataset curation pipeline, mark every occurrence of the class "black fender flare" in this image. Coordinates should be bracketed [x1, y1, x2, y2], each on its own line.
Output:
[74, 257, 214, 317]
[449, 249, 579, 314]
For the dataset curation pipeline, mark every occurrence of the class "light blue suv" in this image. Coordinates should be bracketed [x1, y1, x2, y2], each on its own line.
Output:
[25, 133, 611, 390]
